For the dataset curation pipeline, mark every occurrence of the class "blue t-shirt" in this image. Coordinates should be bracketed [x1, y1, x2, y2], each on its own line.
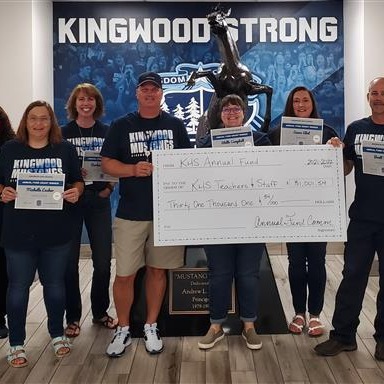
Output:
[343, 117, 384, 223]
[61, 119, 110, 192]
[0, 139, 83, 248]
[101, 111, 191, 220]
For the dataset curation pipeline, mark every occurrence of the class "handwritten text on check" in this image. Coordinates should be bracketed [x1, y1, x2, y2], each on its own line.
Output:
[152, 146, 347, 245]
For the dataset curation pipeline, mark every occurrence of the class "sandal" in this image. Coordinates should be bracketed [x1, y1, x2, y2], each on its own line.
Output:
[7, 346, 28, 368]
[308, 317, 325, 337]
[288, 314, 306, 335]
[92, 314, 118, 329]
[65, 321, 81, 338]
[52, 336, 71, 358]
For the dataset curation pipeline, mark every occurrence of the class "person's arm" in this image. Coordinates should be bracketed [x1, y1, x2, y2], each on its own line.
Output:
[343, 159, 354, 176]
[101, 157, 153, 178]
[98, 182, 116, 198]
[326, 136, 354, 176]
[63, 181, 84, 204]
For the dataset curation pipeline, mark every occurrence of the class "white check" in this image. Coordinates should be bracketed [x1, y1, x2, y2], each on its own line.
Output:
[15, 173, 65, 210]
[152, 146, 347, 245]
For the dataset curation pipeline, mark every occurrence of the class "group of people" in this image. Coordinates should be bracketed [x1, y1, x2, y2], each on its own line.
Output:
[1, 72, 384, 368]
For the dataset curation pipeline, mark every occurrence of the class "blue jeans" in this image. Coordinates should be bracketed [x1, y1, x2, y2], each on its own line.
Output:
[330, 220, 384, 344]
[204, 243, 264, 324]
[65, 189, 112, 322]
[6, 242, 71, 346]
[286, 242, 327, 316]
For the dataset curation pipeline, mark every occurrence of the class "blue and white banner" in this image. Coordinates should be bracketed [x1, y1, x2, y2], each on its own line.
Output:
[53, 1, 344, 137]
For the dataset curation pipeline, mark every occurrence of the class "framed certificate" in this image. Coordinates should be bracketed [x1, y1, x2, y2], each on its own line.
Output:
[82, 150, 118, 182]
[280, 116, 323, 145]
[15, 173, 65, 210]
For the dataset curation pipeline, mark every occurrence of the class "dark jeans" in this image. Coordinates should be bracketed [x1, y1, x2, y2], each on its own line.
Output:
[6, 242, 71, 346]
[330, 219, 384, 344]
[204, 243, 264, 323]
[0, 247, 7, 326]
[286, 242, 327, 316]
[65, 189, 112, 323]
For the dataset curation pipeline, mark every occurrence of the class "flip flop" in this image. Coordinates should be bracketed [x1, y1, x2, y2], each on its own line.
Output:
[308, 317, 325, 337]
[7, 346, 28, 368]
[52, 336, 71, 358]
[288, 314, 306, 335]
[65, 321, 81, 338]
[92, 314, 118, 329]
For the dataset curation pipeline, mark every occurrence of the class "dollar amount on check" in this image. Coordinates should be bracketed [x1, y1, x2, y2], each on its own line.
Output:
[152, 145, 347, 245]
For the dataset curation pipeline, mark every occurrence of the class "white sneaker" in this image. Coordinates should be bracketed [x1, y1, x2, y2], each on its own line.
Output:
[106, 326, 131, 357]
[143, 323, 164, 354]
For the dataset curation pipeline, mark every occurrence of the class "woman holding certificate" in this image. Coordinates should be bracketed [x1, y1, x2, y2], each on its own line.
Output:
[0, 100, 83, 367]
[62, 83, 116, 338]
[197, 94, 271, 350]
[268, 86, 338, 337]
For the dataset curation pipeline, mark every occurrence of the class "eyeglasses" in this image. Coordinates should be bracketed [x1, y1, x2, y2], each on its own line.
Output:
[221, 106, 243, 115]
[28, 116, 50, 125]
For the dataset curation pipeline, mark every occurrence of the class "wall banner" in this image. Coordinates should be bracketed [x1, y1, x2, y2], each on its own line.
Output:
[53, 1, 344, 137]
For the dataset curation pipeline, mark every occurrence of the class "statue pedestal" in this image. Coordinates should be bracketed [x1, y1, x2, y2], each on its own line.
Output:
[128, 246, 288, 337]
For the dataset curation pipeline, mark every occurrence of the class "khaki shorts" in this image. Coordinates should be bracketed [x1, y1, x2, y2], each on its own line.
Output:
[113, 217, 185, 276]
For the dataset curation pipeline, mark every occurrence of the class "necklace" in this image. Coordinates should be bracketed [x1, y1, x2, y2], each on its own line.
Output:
[77, 122, 95, 151]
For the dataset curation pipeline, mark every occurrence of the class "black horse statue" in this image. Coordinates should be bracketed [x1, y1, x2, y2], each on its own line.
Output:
[185, 6, 273, 137]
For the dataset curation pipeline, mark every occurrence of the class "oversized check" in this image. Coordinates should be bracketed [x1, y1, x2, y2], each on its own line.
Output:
[152, 145, 347, 245]
[15, 173, 65, 210]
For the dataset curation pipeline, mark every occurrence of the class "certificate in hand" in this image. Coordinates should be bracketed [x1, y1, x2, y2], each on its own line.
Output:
[15, 173, 65, 210]
[82, 150, 118, 182]
[281, 116, 323, 145]
[362, 140, 384, 176]
[211, 126, 254, 147]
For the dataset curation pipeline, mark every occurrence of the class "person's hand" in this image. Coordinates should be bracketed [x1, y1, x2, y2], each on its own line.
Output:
[98, 188, 112, 198]
[134, 161, 153, 177]
[63, 187, 81, 204]
[81, 167, 88, 179]
[1, 186, 17, 203]
[327, 136, 344, 148]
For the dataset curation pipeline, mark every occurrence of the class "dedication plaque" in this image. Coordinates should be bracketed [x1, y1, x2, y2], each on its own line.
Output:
[169, 267, 235, 315]
[152, 146, 347, 245]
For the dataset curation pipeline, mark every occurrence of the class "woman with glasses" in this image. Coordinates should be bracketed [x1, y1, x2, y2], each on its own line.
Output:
[0, 101, 84, 367]
[196, 94, 271, 350]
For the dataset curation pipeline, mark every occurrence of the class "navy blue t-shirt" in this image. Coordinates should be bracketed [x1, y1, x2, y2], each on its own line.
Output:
[101, 111, 191, 220]
[343, 117, 384, 223]
[0, 139, 83, 248]
[61, 120, 110, 192]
